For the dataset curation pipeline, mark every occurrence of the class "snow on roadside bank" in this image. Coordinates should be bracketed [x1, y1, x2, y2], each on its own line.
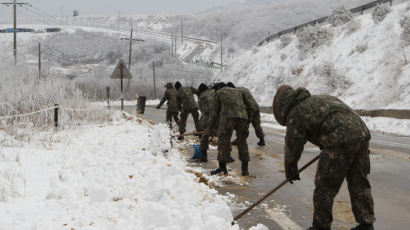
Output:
[0, 112, 239, 230]
[261, 113, 410, 136]
[362, 116, 410, 136]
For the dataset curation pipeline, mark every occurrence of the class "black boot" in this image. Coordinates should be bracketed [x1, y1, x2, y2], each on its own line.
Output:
[210, 162, 228, 175]
[350, 224, 374, 230]
[231, 139, 238, 146]
[226, 156, 235, 163]
[257, 137, 265, 146]
[201, 150, 208, 162]
[241, 161, 249, 176]
[306, 227, 331, 230]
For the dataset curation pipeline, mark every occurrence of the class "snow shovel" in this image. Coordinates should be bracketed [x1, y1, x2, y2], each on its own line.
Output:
[172, 131, 204, 138]
[231, 154, 320, 225]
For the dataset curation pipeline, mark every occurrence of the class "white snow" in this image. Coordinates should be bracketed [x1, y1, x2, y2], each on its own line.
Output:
[224, 2, 410, 109]
[362, 116, 410, 136]
[248, 224, 269, 230]
[0, 112, 239, 230]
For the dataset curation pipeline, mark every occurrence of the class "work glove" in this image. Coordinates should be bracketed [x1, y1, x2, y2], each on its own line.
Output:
[285, 163, 300, 184]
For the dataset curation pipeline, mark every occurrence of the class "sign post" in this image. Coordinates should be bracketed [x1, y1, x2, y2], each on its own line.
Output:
[111, 59, 133, 111]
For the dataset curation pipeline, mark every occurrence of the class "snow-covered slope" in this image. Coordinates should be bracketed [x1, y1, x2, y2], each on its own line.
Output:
[223, 2, 410, 109]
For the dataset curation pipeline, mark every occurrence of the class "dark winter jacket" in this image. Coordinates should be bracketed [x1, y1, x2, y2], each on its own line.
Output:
[273, 86, 371, 170]
[176, 87, 199, 112]
[157, 88, 179, 112]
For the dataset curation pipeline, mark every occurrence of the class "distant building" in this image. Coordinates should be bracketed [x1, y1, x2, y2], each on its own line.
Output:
[73, 10, 79, 17]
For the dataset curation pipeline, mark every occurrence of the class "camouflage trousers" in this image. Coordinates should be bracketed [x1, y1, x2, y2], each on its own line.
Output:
[250, 112, 265, 138]
[198, 114, 209, 132]
[200, 125, 218, 152]
[200, 117, 219, 151]
[217, 118, 250, 162]
[313, 141, 375, 228]
[179, 109, 200, 134]
[166, 110, 179, 129]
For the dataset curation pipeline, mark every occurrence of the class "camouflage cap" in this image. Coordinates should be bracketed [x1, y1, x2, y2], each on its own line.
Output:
[273, 85, 311, 126]
[165, 82, 173, 88]
[273, 85, 293, 126]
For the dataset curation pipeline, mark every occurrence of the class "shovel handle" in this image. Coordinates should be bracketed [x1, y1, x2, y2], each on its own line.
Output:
[172, 131, 204, 138]
[232, 154, 320, 224]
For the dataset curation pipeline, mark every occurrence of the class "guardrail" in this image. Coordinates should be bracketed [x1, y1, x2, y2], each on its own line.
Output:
[258, 0, 394, 46]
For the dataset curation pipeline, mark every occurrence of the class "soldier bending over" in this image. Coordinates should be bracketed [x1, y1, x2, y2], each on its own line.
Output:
[273, 85, 375, 230]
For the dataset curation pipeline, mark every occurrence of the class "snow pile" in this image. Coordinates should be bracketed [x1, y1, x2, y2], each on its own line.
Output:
[362, 116, 410, 136]
[224, 2, 410, 109]
[0, 112, 238, 230]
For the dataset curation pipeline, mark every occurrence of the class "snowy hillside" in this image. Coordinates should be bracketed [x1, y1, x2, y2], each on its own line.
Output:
[173, 0, 373, 53]
[223, 2, 410, 109]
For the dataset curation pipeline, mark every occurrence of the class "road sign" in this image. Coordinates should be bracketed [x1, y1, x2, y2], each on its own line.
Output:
[111, 59, 132, 79]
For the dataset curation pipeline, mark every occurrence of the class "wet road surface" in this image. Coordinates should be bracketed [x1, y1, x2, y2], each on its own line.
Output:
[120, 105, 410, 230]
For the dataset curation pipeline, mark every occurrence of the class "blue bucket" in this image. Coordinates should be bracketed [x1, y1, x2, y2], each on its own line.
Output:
[191, 145, 202, 159]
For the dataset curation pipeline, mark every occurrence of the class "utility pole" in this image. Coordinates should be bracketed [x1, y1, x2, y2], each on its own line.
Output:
[1, 0, 30, 64]
[38, 43, 41, 79]
[180, 17, 183, 44]
[60, 6, 64, 25]
[174, 31, 177, 54]
[117, 11, 120, 30]
[171, 32, 174, 56]
[120, 62, 124, 111]
[220, 32, 223, 72]
[152, 61, 156, 98]
[127, 27, 133, 91]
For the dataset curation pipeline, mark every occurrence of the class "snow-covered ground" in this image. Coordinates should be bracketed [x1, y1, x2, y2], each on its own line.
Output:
[0, 112, 240, 230]
[224, 2, 410, 109]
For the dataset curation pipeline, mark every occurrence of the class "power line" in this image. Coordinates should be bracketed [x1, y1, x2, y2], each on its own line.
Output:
[17, 6, 55, 25]
[21, 5, 60, 25]
[155, 66, 210, 75]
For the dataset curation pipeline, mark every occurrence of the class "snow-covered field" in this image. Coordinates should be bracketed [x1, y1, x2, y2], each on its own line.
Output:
[224, 2, 410, 109]
[0, 112, 239, 230]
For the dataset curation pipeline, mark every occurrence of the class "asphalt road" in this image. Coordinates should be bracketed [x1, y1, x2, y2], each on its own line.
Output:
[121, 105, 410, 230]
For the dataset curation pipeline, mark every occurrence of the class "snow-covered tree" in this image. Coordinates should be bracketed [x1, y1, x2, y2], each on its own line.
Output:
[400, 16, 410, 46]
[372, 3, 392, 24]
[279, 34, 293, 48]
[328, 7, 353, 27]
[296, 25, 333, 51]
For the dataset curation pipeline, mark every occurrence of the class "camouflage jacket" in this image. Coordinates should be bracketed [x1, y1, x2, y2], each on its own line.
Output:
[198, 89, 217, 129]
[280, 88, 371, 168]
[157, 88, 179, 112]
[198, 89, 216, 117]
[210, 87, 248, 126]
[176, 87, 199, 112]
[237, 87, 260, 120]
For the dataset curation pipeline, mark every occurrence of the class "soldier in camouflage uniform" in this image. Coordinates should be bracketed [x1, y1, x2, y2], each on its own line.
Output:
[227, 82, 265, 146]
[197, 83, 217, 162]
[175, 81, 200, 140]
[156, 83, 180, 129]
[209, 83, 250, 176]
[273, 85, 375, 230]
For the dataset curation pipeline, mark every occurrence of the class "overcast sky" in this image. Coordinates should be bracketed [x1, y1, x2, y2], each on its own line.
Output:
[0, 0, 244, 18]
